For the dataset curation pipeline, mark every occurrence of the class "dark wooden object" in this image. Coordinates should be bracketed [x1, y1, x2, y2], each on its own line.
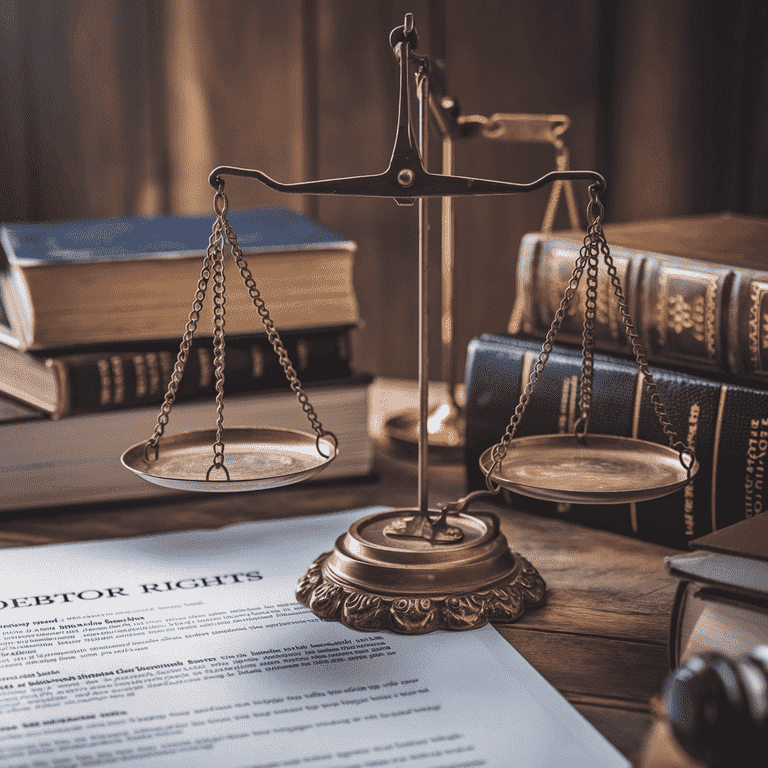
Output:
[0, 444, 677, 761]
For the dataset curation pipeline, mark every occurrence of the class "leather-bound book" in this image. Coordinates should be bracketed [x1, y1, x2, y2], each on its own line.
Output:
[508, 212, 768, 384]
[465, 333, 768, 548]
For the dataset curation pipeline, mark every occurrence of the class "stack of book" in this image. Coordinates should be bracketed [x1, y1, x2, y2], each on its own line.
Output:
[0, 208, 374, 512]
[665, 511, 768, 668]
[464, 212, 768, 549]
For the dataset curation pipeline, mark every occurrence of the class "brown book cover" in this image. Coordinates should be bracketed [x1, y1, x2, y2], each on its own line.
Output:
[599, 212, 768, 269]
[690, 512, 768, 562]
[509, 212, 768, 383]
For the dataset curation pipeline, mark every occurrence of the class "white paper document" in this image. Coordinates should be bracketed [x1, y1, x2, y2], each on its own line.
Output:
[0, 507, 628, 767]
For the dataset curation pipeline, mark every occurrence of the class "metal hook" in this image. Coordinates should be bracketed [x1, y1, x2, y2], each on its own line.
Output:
[316, 430, 338, 460]
[144, 440, 159, 462]
[587, 186, 605, 225]
[389, 12, 418, 50]
[574, 413, 589, 444]
[206, 462, 231, 482]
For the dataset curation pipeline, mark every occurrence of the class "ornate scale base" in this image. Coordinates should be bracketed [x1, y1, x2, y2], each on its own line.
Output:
[295, 508, 545, 634]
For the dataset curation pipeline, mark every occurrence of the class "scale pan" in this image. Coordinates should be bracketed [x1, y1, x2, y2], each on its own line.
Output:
[479, 433, 698, 505]
[121, 427, 336, 492]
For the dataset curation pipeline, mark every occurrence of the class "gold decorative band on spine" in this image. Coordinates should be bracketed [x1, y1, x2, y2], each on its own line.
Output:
[711, 384, 727, 532]
[567, 374, 579, 433]
[46, 358, 70, 420]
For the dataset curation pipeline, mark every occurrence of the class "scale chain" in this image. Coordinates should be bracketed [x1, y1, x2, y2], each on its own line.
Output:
[575, 223, 599, 441]
[144, 219, 222, 461]
[217, 199, 338, 459]
[485, 188, 696, 492]
[594, 216, 695, 473]
[207, 221, 229, 480]
[144, 188, 337, 472]
[485, 231, 591, 491]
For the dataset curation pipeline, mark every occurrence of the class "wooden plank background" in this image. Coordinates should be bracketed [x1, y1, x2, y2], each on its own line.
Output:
[1, 0, 765, 380]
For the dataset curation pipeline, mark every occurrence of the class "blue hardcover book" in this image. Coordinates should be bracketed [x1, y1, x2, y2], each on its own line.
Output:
[0, 208, 358, 350]
[465, 334, 768, 549]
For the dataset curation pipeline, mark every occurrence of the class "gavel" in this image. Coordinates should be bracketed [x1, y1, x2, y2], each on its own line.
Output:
[642, 646, 768, 767]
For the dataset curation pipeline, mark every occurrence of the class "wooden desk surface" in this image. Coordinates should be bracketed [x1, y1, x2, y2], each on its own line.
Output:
[0, 440, 679, 763]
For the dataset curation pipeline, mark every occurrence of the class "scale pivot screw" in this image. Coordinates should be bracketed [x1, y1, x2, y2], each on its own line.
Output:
[397, 168, 415, 187]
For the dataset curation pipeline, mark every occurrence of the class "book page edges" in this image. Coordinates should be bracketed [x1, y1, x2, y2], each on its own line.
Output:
[0, 263, 35, 350]
[665, 551, 768, 596]
[0, 344, 58, 413]
[21, 249, 358, 348]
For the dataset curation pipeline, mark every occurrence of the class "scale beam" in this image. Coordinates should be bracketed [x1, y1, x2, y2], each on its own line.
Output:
[208, 164, 605, 203]
[208, 13, 604, 204]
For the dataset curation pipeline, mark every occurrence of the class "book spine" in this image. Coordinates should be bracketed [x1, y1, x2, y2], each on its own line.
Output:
[668, 579, 689, 670]
[508, 233, 638, 355]
[43, 326, 354, 418]
[508, 232, 768, 384]
[464, 334, 768, 549]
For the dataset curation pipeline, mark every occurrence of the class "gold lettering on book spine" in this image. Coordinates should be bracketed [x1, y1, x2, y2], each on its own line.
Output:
[595, 276, 612, 337]
[668, 294, 705, 340]
[551, 248, 627, 343]
[705, 277, 717, 357]
[745, 416, 768, 518]
[711, 385, 727, 532]
[547, 251, 569, 323]
[521, 239, 544, 335]
[683, 403, 700, 538]
[145, 353, 160, 395]
[133, 355, 148, 398]
[110, 356, 125, 405]
[296, 339, 310, 371]
[655, 272, 668, 347]
[250, 346, 265, 378]
[557, 377, 571, 434]
[748, 281, 768, 371]
[197, 348, 213, 388]
[656, 268, 718, 358]
[97, 359, 111, 406]
[336, 330, 350, 361]
[159, 351, 173, 385]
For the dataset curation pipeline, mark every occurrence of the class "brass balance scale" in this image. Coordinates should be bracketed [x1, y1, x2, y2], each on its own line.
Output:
[122, 14, 698, 635]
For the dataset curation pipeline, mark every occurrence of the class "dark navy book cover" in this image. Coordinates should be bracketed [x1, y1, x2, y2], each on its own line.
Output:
[1, 208, 353, 266]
